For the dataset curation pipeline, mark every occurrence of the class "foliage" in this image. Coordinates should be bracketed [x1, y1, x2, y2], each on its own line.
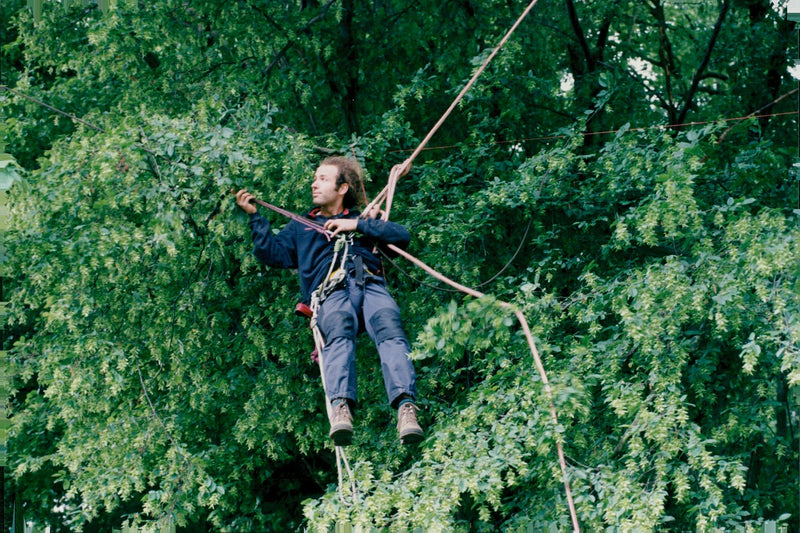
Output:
[2, 0, 798, 531]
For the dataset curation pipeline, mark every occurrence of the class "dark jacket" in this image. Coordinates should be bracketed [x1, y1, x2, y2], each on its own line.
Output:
[248, 208, 411, 302]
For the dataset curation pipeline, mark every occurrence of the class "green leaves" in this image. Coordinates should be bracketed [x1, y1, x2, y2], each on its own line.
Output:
[4, 0, 800, 530]
[0, 152, 22, 191]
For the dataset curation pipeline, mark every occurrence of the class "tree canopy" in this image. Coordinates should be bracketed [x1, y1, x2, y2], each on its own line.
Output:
[2, 0, 799, 531]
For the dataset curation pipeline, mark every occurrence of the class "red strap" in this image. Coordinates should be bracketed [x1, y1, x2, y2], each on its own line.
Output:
[294, 302, 313, 319]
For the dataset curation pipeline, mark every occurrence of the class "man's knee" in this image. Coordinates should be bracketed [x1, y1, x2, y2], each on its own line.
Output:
[321, 310, 356, 341]
[369, 307, 407, 345]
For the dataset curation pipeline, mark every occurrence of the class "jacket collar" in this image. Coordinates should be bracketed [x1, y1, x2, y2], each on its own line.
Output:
[308, 207, 350, 219]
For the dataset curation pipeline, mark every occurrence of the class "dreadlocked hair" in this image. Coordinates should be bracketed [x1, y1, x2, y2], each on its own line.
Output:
[320, 156, 366, 209]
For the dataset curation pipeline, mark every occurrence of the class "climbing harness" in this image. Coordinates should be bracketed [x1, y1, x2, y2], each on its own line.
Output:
[313, 233, 352, 305]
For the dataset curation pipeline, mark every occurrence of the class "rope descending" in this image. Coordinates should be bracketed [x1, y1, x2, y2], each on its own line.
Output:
[363, 0, 544, 222]
[236, 0, 582, 525]
[309, 233, 359, 504]
[354, 0, 582, 528]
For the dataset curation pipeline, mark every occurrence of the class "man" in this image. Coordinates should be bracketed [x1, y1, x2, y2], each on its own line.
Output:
[235, 156, 423, 446]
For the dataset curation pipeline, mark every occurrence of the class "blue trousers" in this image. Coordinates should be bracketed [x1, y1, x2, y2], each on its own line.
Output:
[317, 273, 417, 408]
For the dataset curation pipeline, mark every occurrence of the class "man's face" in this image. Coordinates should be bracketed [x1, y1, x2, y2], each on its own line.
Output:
[311, 164, 345, 208]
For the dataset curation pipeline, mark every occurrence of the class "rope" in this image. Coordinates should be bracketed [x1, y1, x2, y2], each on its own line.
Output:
[310, 268, 360, 506]
[6, 83, 793, 167]
[717, 88, 798, 143]
[245, 193, 580, 530]
[355, 0, 581, 526]
[363, 0, 543, 220]
[253, 197, 333, 240]
[383, 106, 798, 155]
[384, 243, 580, 531]
[229, 0, 575, 519]
[375, 216, 533, 293]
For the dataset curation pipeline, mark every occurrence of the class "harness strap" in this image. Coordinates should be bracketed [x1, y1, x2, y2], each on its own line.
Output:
[352, 255, 366, 288]
[314, 233, 352, 305]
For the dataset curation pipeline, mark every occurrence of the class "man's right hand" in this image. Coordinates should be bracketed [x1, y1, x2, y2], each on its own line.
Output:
[234, 189, 258, 215]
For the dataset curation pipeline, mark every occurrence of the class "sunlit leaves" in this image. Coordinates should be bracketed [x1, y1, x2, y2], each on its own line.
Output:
[4, 0, 799, 530]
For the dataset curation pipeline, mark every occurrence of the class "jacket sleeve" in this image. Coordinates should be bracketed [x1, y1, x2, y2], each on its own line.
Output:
[248, 213, 298, 268]
[356, 218, 411, 250]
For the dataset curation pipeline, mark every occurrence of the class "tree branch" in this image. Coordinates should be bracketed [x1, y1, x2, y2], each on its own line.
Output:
[262, 0, 338, 82]
[564, 0, 592, 73]
[677, 0, 730, 124]
[649, 0, 678, 123]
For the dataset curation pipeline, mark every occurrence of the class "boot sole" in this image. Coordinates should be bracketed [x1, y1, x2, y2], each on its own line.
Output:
[399, 429, 424, 445]
[330, 426, 353, 447]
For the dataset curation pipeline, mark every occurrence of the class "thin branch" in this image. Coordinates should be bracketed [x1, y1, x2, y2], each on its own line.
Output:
[1, 84, 167, 160]
[138, 126, 164, 185]
[564, 0, 593, 69]
[262, 0, 338, 81]
[699, 71, 729, 82]
[247, 0, 286, 33]
[649, 0, 678, 122]
[137, 365, 186, 460]
[1, 84, 106, 134]
[312, 145, 338, 155]
[677, 0, 730, 124]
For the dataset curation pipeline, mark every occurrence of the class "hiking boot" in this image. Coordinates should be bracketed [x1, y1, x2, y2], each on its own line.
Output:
[397, 402, 424, 444]
[329, 400, 353, 447]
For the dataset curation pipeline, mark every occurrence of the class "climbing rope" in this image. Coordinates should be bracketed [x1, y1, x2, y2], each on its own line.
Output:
[250, 193, 579, 529]
[309, 233, 359, 504]
[363, 0, 543, 222]
[249, 195, 333, 240]
[310, 313, 359, 505]
[382, 242, 579, 529]
[376, 217, 533, 293]
[241, 0, 580, 525]
[236, 0, 579, 522]
[354, 0, 581, 528]
[310, 309, 359, 505]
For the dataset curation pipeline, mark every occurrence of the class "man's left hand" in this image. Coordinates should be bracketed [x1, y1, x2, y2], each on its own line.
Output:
[324, 218, 358, 237]
[365, 205, 384, 219]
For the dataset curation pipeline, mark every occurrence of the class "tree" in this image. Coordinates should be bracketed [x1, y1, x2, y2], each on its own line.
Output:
[2, 0, 798, 531]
